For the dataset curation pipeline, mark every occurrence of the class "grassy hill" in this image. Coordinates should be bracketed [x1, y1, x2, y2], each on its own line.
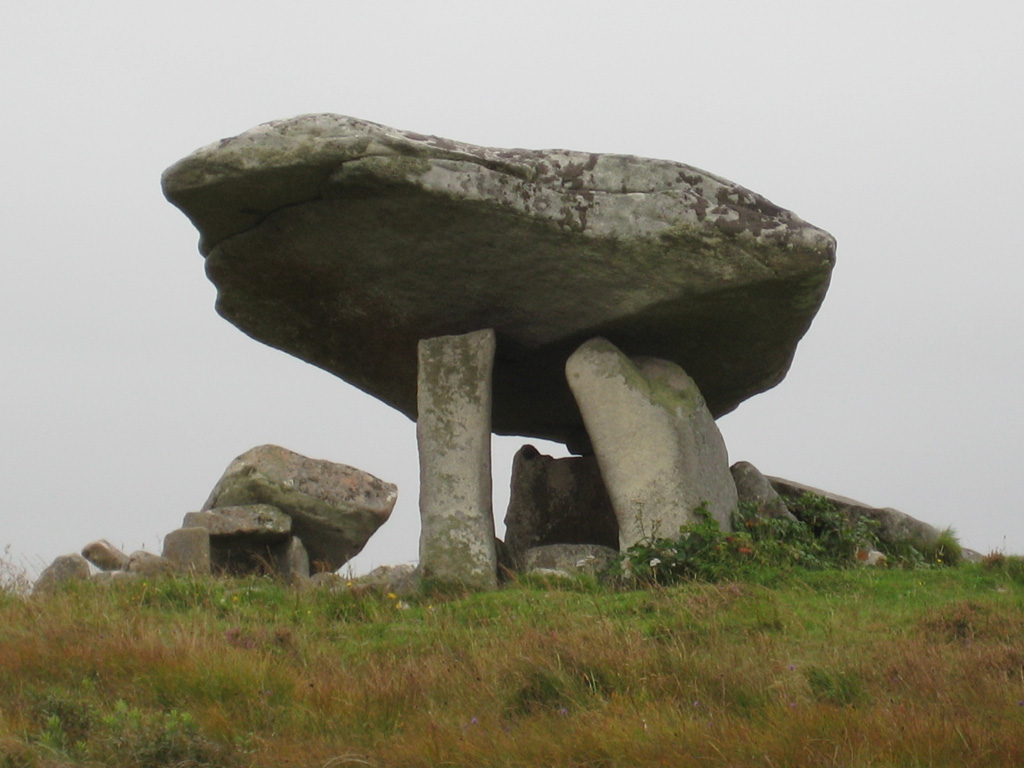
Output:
[2, 555, 1024, 767]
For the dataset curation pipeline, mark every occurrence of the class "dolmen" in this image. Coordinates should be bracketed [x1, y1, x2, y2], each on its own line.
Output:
[162, 114, 840, 589]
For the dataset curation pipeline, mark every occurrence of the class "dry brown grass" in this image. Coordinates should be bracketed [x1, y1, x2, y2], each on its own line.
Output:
[1, 566, 1023, 766]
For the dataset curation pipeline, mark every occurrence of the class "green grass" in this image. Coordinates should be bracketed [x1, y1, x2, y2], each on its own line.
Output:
[2, 559, 1024, 767]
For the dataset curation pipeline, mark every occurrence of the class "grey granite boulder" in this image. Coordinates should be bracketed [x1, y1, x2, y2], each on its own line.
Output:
[730, 461, 796, 521]
[33, 554, 92, 595]
[202, 445, 397, 572]
[566, 338, 737, 549]
[503, 445, 619, 568]
[126, 551, 177, 577]
[81, 539, 130, 571]
[163, 114, 835, 448]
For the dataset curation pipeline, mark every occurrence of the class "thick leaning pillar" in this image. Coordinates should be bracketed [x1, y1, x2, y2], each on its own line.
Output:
[566, 337, 737, 550]
[417, 328, 498, 589]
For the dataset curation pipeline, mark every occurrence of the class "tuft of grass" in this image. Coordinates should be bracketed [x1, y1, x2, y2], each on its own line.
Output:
[981, 551, 1024, 584]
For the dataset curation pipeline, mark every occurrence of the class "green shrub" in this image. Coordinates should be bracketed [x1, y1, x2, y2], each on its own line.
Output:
[880, 527, 962, 568]
[981, 552, 1024, 583]
[97, 700, 235, 768]
[781, 493, 880, 563]
[614, 494, 885, 586]
[611, 504, 738, 585]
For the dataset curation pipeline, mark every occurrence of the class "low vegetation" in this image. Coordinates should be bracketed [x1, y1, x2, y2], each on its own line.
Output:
[2, 500, 1022, 768]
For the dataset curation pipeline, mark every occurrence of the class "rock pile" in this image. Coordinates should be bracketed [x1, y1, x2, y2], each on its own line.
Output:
[201, 444, 397, 572]
[32, 446, 397, 595]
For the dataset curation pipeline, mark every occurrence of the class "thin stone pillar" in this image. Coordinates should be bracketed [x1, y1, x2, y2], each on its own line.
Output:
[417, 328, 498, 589]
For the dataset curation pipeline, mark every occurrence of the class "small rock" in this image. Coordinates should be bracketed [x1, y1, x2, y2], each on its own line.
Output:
[521, 544, 620, 576]
[126, 551, 176, 577]
[730, 462, 797, 521]
[33, 554, 92, 596]
[353, 563, 419, 594]
[81, 539, 130, 571]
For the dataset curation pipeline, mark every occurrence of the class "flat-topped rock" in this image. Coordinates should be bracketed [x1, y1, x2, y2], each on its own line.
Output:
[163, 114, 835, 446]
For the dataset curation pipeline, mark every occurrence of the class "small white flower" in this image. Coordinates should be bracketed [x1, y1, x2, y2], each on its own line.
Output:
[649, 557, 662, 568]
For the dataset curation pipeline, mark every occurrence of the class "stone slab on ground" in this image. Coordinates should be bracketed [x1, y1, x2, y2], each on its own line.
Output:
[522, 544, 620, 576]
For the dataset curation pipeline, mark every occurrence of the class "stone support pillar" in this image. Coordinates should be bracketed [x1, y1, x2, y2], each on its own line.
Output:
[566, 337, 737, 550]
[417, 328, 498, 589]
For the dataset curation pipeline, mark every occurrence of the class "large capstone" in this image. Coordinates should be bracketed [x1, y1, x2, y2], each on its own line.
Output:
[163, 115, 835, 447]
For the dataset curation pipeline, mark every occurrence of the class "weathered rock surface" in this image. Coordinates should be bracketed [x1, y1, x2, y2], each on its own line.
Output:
[416, 329, 498, 589]
[183, 504, 303, 576]
[162, 527, 212, 574]
[81, 539, 130, 571]
[163, 114, 836, 447]
[354, 563, 418, 594]
[184, 505, 292, 539]
[282, 537, 310, 582]
[768, 477, 942, 550]
[33, 554, 92, 595]
[522, 544, 620, 577]
[126, 550, 176, 577]
[730, 461, 796, 521]
[567, 338, 737, 549]
[202, 445, 397, 571]
[503, 445, 619, 567]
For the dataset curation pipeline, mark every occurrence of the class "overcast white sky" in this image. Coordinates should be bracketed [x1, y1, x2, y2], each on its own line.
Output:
[3, 1, 1022, 577]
